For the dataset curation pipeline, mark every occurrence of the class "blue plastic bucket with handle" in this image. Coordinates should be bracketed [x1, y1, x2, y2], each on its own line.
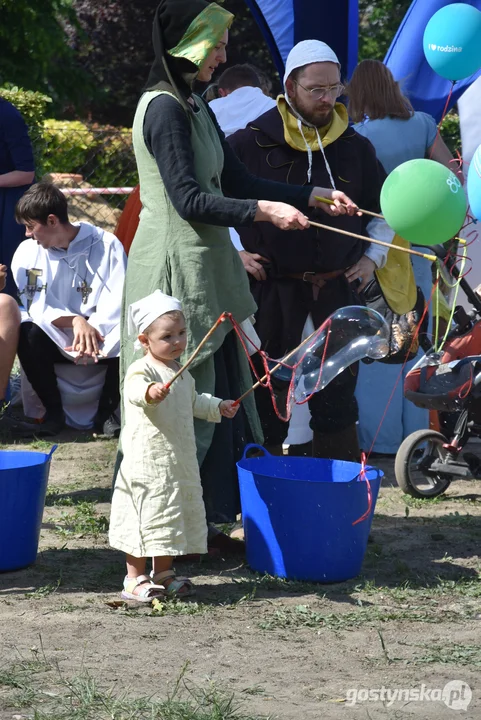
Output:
[237, 444, 383, 582]
[0, 445, 57, 572]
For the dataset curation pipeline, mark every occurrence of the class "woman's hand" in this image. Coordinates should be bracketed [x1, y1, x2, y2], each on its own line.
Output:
[239, 251, 268, 281]
[255, 200, 309, 231]
[309, 188, 359, 216]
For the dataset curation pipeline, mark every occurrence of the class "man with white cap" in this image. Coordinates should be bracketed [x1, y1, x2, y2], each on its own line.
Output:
[229, 40, 392, 461]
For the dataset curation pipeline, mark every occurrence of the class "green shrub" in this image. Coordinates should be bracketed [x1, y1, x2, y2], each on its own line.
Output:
[40, 120, 138, 190]
[41, 119, 95, 176]
[440, 112, 461, 155]
[0, 85, 52, 172]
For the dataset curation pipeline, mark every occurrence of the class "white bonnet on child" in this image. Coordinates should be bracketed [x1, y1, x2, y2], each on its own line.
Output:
[128, 290, 183, 338]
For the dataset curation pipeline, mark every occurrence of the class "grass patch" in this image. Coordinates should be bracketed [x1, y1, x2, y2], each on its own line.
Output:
[46, 487, 111, 507]
[258, 603, 470, 632]
[25, 577, 62, 599]
[412, 643, 481, 667]
[402, 495, 443, 508]
[54, 502, 109, 537]
[151, 598, 210, 617]
[0, 655, 266, 720]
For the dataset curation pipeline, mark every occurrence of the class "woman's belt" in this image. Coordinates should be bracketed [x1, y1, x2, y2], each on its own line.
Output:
[284, 269, 345, 289]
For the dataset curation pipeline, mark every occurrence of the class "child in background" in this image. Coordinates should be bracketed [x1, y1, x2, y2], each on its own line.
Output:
[109, 290, 239, 601]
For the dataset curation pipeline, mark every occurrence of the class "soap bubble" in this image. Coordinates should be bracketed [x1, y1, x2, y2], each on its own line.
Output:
[271, 306, 390, 403]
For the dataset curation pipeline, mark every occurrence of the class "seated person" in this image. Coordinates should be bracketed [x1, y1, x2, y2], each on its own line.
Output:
[0, 264, 20, 406]
[12, 182, 127, 437]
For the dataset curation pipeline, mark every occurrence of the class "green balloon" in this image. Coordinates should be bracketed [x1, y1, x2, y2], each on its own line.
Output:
[380, 159, 467, 246]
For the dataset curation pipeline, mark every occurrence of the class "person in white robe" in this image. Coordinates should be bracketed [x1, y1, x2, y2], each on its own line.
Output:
[12, 181, 126, 436]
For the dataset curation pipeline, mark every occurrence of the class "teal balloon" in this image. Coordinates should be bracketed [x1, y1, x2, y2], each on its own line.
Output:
[380, 159, 467, 246]
[423, 4, 481, 81]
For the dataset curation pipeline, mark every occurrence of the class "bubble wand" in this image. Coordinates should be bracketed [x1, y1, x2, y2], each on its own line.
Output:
[314, 196, 466, 248]
[164, 312, 229, 389]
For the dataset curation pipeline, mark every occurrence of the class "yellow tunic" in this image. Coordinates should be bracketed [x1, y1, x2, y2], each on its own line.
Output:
[109, 356, 221, 557]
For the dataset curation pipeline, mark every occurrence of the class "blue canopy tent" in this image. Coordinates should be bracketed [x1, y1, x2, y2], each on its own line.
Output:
[385, 0, 481, 122]
[243, 0, 359, 79]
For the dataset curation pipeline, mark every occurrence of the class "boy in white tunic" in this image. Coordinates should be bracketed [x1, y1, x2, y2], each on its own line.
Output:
[109, 290, 239, 601]
[13, 182, 126, 436]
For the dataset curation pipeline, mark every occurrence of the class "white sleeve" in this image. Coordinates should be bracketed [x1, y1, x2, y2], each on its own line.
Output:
[192, 384, 222, 423]
[230, 228, 244, 251]
[87, 237, 127, 337]
[364, 218, 395, 269]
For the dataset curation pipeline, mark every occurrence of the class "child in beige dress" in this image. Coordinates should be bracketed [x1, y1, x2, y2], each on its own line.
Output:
[109, 290, 238, 601]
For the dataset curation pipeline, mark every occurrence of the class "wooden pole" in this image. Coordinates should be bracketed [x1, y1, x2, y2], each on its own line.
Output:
[308, 219, 437, 262]
[315, 195, 466, 245]
[234, 327, 320, 406]
[164, 313, 228, 389]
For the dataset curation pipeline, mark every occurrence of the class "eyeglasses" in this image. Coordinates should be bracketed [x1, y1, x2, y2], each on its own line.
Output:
[294, 81, 344, 99]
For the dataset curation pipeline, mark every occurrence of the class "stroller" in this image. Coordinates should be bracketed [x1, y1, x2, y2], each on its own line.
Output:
[395, 244, 481, 498]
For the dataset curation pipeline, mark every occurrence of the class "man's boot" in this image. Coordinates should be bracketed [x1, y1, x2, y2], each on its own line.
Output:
[312, 424, 361, 462]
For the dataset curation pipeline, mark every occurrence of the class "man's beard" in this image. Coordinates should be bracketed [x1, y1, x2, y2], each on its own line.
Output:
[291, 98, 334, 128]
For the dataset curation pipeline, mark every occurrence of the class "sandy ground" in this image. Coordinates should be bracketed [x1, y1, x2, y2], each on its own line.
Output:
[1, 434, 480, 719]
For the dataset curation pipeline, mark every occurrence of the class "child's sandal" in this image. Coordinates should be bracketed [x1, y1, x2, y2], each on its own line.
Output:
[150, 570, 195, 598]
[121, 574, 166, 602]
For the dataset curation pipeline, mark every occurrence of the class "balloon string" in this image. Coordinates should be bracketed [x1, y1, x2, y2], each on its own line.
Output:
[429, 81, 455, 159]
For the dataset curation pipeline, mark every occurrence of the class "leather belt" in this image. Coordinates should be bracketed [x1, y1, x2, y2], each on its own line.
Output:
[285, 269, 345, 289]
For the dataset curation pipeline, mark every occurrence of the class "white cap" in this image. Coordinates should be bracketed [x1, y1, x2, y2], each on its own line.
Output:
[128, 290, 182, 337]
[283, 40, 340, 90]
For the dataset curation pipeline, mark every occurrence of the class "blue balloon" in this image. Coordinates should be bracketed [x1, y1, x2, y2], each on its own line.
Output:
[467, 143, 481, 221]
[423, 3, 481, 81]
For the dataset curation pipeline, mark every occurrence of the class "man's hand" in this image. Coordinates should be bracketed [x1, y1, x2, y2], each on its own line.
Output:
[239, 251, 268, 281]
[345, 255, 376, 291]
[146, 382, 170, 404]
[0, 265, 7, 292]
[309, 188, 360, 217]
[219, 400, 239, 418]
[65, 316, 105, 362]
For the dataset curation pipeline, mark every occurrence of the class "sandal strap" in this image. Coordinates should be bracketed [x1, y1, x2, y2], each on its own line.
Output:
[151, 570, 193, 595]
[123, 574, 165, 598]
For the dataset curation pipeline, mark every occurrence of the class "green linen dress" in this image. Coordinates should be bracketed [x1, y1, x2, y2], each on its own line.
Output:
[122, 89, 262, 465]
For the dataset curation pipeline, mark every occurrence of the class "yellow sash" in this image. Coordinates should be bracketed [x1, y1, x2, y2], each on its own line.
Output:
[376, 236, 417, 315]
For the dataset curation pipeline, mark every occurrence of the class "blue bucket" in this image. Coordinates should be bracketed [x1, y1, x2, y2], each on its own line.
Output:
[237, 444, 383, 582]
[0, 445, 57, 572]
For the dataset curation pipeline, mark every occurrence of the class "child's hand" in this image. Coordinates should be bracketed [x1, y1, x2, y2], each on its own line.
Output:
[219, 400, 239, 418]
[147, 382, 170, 404]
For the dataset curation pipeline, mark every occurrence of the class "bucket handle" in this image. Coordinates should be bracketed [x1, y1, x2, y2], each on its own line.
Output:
[46, 444, 58, 462]
[241, 443, 272, 460]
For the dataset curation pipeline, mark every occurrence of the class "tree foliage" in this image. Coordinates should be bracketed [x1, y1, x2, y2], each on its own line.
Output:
[67, 0, 279, 126]
[0, 0, 92, 112]
[358, 0, 413, 61]
[0, 0, 421, 124]
[68, 0, 159, 126]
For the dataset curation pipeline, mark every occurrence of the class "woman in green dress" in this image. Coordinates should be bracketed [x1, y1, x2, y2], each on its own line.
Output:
[122, 0, 357, 545]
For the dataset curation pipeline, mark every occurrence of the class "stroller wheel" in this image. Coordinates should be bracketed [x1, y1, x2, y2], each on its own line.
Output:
[395, 430, 452, 499]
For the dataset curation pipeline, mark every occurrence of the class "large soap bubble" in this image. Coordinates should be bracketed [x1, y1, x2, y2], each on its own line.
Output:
[272, 306, 390, 403]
